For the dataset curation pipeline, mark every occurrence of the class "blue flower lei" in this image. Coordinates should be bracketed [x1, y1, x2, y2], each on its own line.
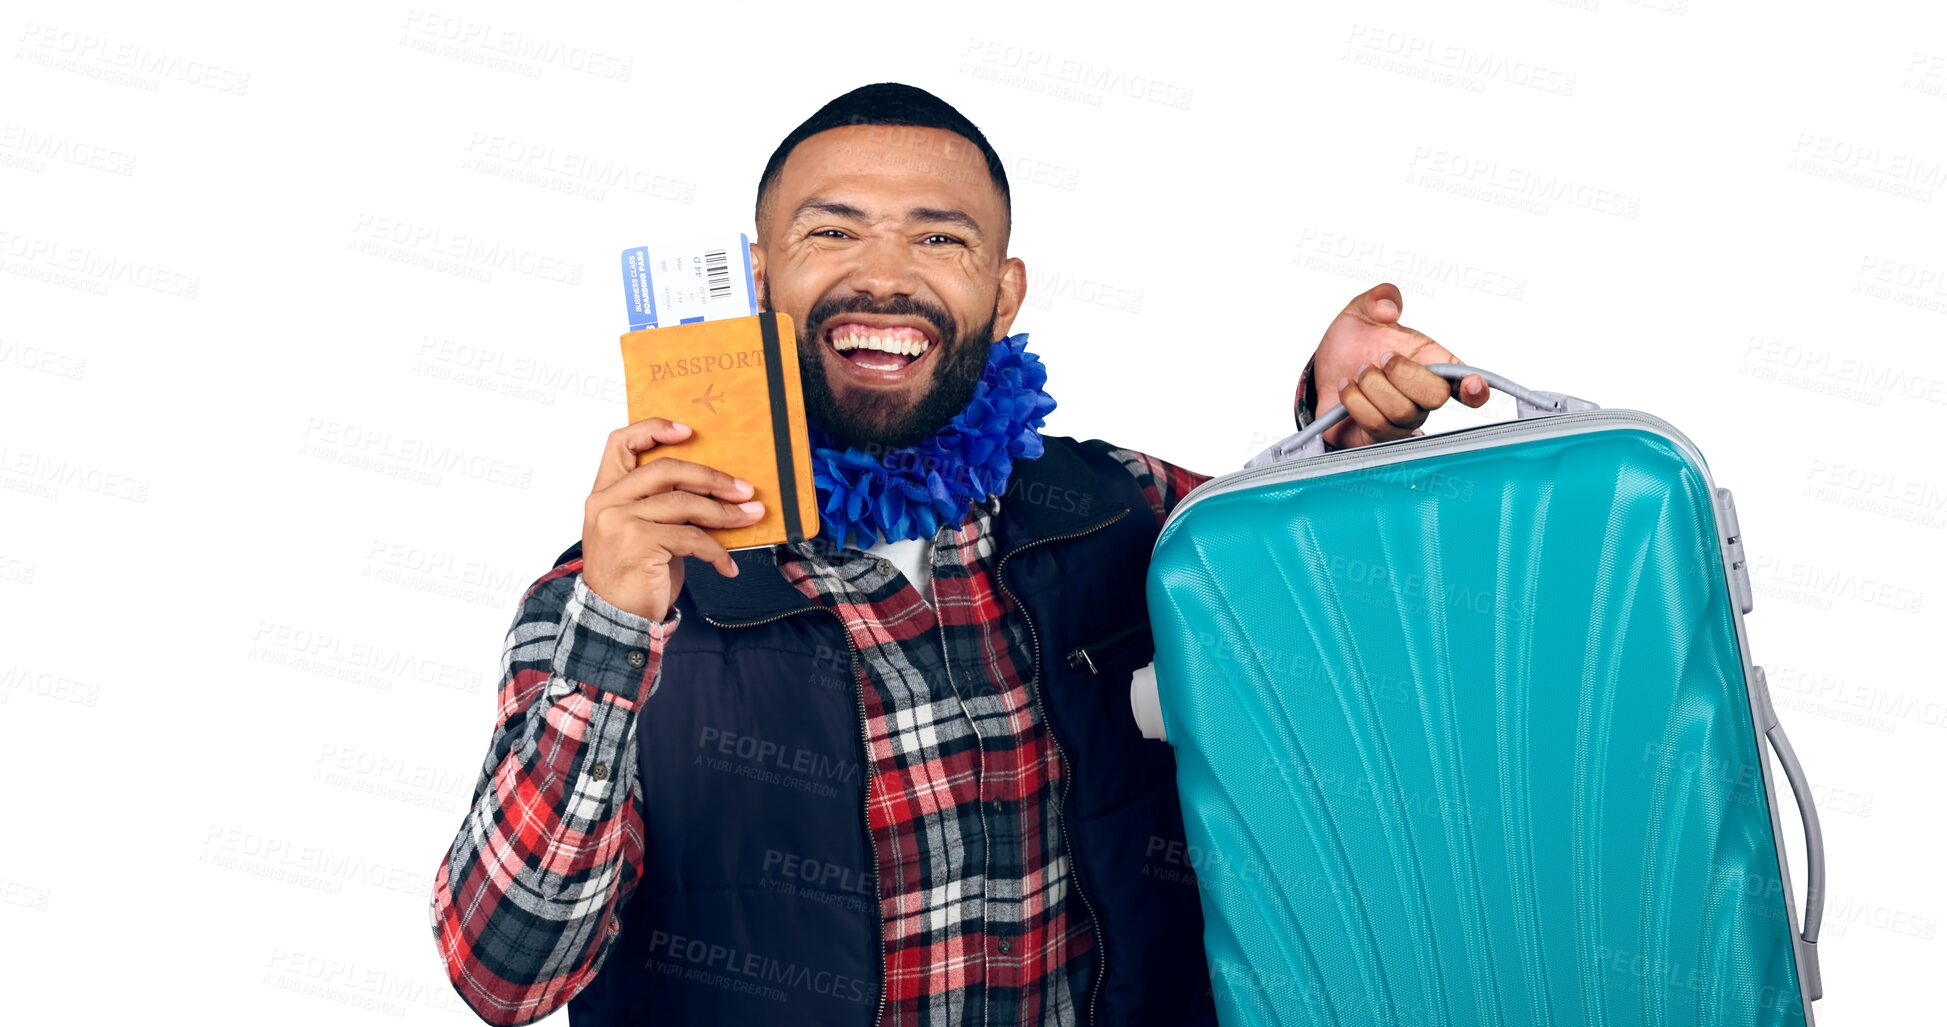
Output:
[806, 332, 1056, 551]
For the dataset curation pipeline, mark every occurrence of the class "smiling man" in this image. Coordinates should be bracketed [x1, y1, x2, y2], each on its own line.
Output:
[431, 82, 1486, 1027]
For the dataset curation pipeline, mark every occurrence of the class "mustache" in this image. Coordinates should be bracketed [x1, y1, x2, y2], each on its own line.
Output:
[803, 292, 956, 344]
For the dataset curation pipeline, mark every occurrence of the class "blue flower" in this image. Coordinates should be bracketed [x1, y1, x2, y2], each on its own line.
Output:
[806, 333, 1055, 549]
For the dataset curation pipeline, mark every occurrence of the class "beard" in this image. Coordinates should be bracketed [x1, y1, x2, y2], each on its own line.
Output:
[769, 280, 999, 451]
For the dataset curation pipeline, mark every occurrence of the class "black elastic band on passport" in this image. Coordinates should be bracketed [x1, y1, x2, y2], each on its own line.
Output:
[758, 311, 805, 544]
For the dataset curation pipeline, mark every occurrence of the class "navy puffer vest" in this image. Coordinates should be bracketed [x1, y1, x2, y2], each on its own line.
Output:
[553, 434, 1214, 1025]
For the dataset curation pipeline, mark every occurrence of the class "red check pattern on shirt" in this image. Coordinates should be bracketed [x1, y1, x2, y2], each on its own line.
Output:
[783, 494, 1084, 1026]
[777, 438, 1215, 1027]
[429, 439, 1220, 1026]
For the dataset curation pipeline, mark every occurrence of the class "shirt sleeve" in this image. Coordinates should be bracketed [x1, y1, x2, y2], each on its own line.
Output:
[1295, 351, 1320, 430]
[430, 563, 678, 1026]
[1076, 439, 1216, 528]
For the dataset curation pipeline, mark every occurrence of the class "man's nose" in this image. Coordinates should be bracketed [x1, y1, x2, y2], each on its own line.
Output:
[842, 233, 920, 301]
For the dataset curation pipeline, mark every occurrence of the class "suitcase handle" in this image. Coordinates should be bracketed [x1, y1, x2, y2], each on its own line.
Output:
[1750, 666, 1826, 1000]
[1766, 718, 1827, 999]
[1247, 362, 1599, 468]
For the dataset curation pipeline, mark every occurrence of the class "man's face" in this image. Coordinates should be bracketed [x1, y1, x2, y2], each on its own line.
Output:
[754, 124, 1027, 451]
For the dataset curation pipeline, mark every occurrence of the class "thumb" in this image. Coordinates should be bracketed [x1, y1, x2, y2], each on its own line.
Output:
[1344, 282, 1404, 325]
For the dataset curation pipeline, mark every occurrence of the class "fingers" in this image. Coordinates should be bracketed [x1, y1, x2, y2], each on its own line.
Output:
[1336, 384, 1395, 444]
[638, 496, 762, 579]
[1395, 337, 1491, 410]
[593, 417, 693, 492]
[628, 490, 767, 532]
[1322, 283, 1498, 440]
[648, 523, 741, 580]
[1373, 352, 1451, 413]
[1342, 281, 1405, 326]
[1348, 364, 1423, 429]
[598, 453, 756, 506]
[1337, 352, 1443, 440]
[1402, 341, 1489, 409]
[590, 494, 764, 579]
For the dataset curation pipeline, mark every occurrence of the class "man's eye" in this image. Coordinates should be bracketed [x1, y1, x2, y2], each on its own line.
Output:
[811, 229, 851, 239]
[922, 234, 964, 245]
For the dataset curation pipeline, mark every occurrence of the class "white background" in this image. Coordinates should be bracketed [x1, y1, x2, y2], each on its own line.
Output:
[2, 0, 1941, 1022]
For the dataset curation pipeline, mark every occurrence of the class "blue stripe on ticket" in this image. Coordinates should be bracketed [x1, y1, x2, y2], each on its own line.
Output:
[621, 247, 657, 331]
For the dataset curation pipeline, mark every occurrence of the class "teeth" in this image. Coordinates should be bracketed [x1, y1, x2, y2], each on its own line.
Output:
[831, 329, 930, 357]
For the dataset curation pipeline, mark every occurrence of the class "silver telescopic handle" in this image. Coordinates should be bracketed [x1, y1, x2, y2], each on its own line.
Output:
[1245, 362, 1599, 469]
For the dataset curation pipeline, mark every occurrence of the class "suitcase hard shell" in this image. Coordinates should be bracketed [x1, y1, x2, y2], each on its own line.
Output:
[1143, 366, 1825, 1026]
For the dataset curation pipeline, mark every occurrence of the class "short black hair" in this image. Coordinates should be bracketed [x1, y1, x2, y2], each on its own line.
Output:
[754, 82, 1010, 236]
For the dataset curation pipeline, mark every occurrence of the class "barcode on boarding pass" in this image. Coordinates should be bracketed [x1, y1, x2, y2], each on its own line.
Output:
[704, 248, 732, 300]
[620, 232, 757, 331]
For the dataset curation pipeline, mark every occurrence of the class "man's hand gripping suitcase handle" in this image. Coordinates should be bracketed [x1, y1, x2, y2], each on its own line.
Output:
[1249, 363, 1599, 468]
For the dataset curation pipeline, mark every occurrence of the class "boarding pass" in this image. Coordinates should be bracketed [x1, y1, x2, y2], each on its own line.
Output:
[620, 233, 757, 330]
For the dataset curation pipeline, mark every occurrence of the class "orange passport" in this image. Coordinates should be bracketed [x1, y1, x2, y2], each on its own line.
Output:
[618, 311, 820, 550]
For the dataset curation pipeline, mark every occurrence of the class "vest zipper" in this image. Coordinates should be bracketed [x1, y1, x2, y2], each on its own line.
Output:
[993, 505, 1131, 1027]
[701, 602, 885, 1027]
[1064, 620, 1150, 675]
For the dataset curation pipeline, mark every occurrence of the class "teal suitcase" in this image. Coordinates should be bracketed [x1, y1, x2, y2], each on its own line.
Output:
[1142, 366, 1826, 1026]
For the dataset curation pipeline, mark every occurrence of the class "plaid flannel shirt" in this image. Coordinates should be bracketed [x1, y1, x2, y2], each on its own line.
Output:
[431, 362, 1317, 1026]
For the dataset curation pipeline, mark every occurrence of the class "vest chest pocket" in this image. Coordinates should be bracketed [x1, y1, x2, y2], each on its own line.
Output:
[1063, 618, 1154, 680]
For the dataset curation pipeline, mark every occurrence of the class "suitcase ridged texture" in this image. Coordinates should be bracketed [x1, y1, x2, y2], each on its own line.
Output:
[1149, 426, 1807, 1026]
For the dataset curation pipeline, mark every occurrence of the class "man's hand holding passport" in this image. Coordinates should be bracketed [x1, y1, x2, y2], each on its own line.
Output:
[581, 235, 823, 624]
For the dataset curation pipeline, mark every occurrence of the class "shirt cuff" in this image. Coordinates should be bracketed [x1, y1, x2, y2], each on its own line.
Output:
[559, 574, 680, 701]
[1295, 352, 1320, 431]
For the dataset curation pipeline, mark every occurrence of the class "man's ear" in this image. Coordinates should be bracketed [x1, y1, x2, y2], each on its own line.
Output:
[991, 256, 1028, 340]
[750, 239, 768, 311]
